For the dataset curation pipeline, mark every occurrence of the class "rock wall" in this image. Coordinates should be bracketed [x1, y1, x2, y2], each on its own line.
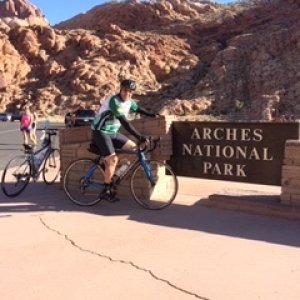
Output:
[1, 0, 300, 121]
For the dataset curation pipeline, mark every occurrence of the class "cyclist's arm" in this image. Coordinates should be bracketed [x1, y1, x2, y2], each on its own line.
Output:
[136, 107, 156, 117]
[130, 100, 157, 117]
[117, 115, 145, 142]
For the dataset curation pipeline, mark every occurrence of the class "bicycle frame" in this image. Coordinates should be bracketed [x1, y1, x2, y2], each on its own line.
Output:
[138, 152, 156, 185]
[83, 148, 154, 190]
[115, 142, 158, 185]
[63, 136, 178, 209]
[81, 164, 104, 190]
[115, 151, 155, 185]
[25, 130, 55, 178]
[30, 144, 52, 177]
[1, 127, 61, 198]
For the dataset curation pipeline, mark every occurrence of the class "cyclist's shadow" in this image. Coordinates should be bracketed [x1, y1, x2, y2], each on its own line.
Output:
[1, 180, 300, 248]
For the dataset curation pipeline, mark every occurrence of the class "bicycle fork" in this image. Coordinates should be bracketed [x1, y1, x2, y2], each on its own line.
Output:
[138, 152, 156, 186]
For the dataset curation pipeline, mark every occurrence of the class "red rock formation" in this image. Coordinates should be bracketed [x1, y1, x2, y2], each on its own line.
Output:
[0, 0, 47, 26]
[0, 0, 299, 120]
[0, 0, 42, 18]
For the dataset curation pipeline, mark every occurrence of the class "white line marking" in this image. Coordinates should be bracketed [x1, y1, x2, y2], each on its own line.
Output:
[0, 129, 19, 135]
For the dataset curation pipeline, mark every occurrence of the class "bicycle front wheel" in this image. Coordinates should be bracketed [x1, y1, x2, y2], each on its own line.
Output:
[1, 156, 31, 197]
[130, 160, 178, 210]
[63, 159, 105, 206]
[43, 149, 61, 184]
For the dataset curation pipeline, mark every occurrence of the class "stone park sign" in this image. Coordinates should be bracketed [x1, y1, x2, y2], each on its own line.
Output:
[169, 121, 300, 185]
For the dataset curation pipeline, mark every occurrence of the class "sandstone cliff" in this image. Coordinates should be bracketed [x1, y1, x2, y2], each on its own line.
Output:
[0, 0, 300, 121]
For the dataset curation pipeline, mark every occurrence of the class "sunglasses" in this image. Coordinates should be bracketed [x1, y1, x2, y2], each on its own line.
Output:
[122, 88, 133, 93]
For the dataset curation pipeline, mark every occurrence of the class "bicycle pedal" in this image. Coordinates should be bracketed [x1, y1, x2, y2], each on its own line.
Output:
[100, 191, 120, 203]
[107, 196, 120, 203]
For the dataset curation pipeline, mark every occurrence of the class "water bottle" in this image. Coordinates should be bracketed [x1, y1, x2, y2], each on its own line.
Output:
[115, 160, 130, 178]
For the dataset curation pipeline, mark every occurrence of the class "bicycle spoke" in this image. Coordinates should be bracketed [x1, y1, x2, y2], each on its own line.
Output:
[43, 149, 61, 184]
[1, 156, 31, 197]
[130, 160, 178, 210]
[63, 159, 105, 206]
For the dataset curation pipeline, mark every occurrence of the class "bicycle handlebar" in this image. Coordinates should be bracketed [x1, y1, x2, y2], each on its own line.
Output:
[139, 136, 160, 153]
[36, 128, 60, 131]
[36, 128, 59, 137]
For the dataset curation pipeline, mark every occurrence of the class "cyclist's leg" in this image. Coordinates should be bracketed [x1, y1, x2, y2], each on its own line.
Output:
[92, 130, 119, 201]
[104, 154, 118, 184]
[116, 133, 137, 152]
[92, 130, 118, 183]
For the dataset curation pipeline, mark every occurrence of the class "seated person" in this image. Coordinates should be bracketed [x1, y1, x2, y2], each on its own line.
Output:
[91, 79, 158, 202]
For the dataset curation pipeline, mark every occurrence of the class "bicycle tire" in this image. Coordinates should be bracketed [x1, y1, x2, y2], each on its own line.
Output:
[63, 158, 105, 206]
[43, 149, 61, 184]
[130, 160, 178, 210]
[1, 155, 31, 197]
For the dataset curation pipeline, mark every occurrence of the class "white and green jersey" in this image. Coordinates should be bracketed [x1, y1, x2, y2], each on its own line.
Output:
[91, 94, 139, 135]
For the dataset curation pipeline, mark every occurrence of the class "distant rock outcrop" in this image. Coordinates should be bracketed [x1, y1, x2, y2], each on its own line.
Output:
[0, 0, 300, 120]
[0, 0, 48, 26]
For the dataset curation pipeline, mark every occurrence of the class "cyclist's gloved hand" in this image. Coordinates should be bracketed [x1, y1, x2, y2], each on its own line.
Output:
[138, 135, 148, 143]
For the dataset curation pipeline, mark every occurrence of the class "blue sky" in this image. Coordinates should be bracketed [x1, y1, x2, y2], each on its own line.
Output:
[30, 0, 235, 25]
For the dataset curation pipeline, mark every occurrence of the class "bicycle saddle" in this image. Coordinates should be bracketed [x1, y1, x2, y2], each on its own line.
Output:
[23, 144, 35, 153]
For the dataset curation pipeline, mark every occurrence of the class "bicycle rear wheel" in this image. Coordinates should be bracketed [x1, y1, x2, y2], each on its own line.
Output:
[43, 149, 60, 184]
[1, 156, 31, 197]
[130, 160, 178, 210]
[63, 158, 105, 206]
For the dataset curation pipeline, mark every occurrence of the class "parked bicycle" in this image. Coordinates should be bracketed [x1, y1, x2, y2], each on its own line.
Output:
[63, 137, 178, 210]
[1, 128, 60, 197]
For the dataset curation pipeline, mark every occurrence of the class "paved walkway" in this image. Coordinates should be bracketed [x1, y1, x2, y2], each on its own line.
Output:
[1, 175, 300, 300]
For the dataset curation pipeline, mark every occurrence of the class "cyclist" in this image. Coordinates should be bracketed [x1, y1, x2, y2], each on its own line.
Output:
[91, 79, 158, 202]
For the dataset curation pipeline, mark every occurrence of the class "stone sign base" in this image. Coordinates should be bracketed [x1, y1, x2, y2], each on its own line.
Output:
[206, 194, 300, 220]
[281, 140, 300, 206]
[57, 116, 300, 215]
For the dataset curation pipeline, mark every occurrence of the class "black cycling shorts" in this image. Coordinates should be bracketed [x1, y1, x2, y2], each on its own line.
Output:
[92, 130, 128, 157]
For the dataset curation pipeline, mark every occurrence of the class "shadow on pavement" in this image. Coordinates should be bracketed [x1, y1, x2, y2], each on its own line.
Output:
[1, 181, 300, 248]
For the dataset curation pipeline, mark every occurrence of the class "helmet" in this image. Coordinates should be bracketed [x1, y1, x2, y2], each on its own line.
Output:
[120, 79, 136, 91]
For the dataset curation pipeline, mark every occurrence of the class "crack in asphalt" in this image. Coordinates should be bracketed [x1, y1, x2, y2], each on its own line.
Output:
[39, 216, 209, 300]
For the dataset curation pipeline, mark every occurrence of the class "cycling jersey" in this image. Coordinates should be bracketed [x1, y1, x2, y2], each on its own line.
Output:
[91, 95, 139, 135]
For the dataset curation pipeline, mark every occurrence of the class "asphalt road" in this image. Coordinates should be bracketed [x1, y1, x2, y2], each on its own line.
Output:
[0, 121, 64, 170]
[1, 122, 299, 300]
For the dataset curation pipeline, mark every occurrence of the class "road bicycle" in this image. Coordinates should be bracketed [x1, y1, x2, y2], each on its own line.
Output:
[63, 137, 178, 210]
[1, 128, 60, 197]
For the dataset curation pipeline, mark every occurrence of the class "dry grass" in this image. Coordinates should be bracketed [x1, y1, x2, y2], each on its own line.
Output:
[38, 115, 65, 123]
